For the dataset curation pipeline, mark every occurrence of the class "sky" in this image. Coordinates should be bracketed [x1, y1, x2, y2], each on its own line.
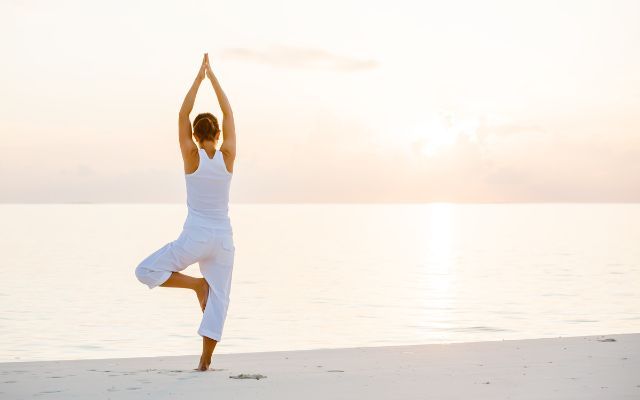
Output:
[1, 0, 639, 203]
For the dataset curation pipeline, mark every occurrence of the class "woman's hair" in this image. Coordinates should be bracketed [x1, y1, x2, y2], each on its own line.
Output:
[192, 113, 220, 143]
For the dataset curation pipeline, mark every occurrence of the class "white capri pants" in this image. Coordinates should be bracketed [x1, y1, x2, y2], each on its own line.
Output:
[134, 226, 235, 341]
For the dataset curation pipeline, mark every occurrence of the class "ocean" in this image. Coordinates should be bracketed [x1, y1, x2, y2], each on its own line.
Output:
[1, 203, 638, 362]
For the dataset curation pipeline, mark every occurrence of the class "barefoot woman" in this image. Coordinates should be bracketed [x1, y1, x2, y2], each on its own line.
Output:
[135, 53, 236, 371]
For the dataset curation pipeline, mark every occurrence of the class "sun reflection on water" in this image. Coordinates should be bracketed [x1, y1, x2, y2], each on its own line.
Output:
[419, 203, 457, 331]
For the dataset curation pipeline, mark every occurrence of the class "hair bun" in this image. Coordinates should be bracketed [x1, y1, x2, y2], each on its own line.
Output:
[192, 113, 220, 143]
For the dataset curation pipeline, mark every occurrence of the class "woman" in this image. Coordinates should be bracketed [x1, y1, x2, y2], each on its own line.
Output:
[134, 53, 236, 371]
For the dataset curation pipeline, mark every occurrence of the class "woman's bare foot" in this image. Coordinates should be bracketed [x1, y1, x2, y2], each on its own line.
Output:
[195, 278, 209, 312]
[196, 354, 212, 371]
[195, 337, 217, 371]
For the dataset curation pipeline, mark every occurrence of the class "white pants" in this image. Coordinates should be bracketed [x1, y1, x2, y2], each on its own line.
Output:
[134, 226, 235, 341]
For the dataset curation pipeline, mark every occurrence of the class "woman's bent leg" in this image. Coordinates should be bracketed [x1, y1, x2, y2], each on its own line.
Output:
[134, 230, 205, 289]
[134, 242, 176, 289]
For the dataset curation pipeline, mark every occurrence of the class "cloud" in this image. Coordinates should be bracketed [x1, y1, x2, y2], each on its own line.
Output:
[221, 46, 379, 71]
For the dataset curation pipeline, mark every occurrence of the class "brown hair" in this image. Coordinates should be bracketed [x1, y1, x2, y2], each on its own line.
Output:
[192, 113, 220, 143]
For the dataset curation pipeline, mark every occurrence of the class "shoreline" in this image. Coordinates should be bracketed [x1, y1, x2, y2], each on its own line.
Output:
[2, 333, 638, 399]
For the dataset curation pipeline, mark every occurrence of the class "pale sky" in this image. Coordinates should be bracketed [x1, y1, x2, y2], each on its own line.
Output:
[1, 0, 639, 203]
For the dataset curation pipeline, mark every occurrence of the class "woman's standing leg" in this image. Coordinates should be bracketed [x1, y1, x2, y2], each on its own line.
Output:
[196, 234, 235, 370]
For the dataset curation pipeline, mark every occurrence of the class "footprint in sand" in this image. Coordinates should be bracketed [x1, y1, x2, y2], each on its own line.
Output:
[36, 390, 63, 396]
[229, 373, 267, 380]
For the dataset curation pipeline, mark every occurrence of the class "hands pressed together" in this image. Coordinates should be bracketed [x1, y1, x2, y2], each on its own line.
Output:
[197, 53, 215, 82]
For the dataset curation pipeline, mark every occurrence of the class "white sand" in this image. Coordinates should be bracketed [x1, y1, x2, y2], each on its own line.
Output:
[1, 333, 638, 399]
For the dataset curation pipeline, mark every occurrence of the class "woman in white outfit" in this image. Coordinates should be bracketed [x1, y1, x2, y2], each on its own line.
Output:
[135, 53, 236, 371]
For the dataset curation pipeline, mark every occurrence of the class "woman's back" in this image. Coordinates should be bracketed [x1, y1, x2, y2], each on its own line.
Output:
[184, 148, 233, 233]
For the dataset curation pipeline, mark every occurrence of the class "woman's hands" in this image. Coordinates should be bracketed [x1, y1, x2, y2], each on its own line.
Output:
[195, 53, 216, 82]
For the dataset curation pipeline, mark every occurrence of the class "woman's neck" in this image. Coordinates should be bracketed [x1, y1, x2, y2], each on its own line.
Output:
[199, 140, 217, 152]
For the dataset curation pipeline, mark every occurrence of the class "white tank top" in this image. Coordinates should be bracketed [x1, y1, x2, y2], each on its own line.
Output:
[183, 148, 233, 233]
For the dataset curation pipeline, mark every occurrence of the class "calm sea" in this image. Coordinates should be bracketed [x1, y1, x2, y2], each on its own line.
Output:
[1, 204, 638, 362]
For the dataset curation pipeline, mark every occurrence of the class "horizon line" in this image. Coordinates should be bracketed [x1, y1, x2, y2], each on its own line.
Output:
[1, 201, 639, 205]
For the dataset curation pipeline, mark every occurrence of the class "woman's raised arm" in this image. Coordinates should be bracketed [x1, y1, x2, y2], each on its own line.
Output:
[205, 54, 236, 162]
[178, 55, 207, 158]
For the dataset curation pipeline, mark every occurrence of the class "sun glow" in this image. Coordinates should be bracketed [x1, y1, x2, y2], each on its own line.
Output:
[410, 113, 480, 157]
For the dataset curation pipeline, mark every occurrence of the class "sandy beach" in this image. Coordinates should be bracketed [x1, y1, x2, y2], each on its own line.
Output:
[1, 333, 638, 399]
